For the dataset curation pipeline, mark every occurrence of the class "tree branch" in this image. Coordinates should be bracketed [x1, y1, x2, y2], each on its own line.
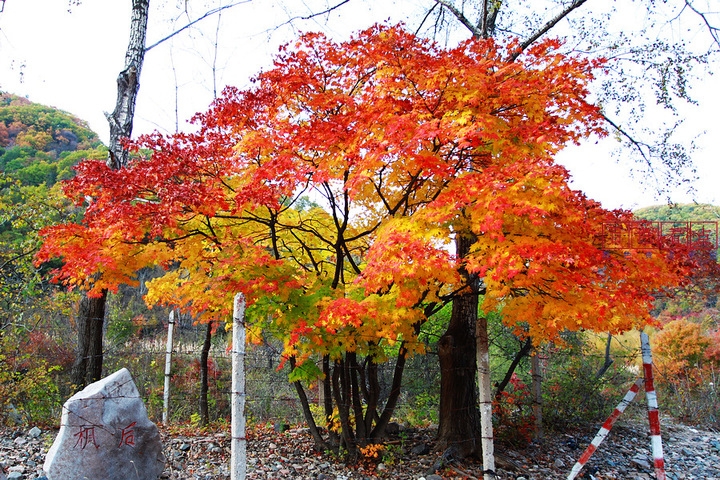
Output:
[684, 0, 720, 49]
[601, 113, 653, 169]
[145, 0, 251, 53]
[271, 0, 354, 31]
[433, 0, 482, 38]
[511, 0, 589, 60]
[493, 337, 533, 399]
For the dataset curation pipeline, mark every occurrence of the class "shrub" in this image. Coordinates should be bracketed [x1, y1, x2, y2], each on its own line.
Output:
[653, 318, 720, 425]
[541, 333, 636, 430]
[0, 329, 63, 425]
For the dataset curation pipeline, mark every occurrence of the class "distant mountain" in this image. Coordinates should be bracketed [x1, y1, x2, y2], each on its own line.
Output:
[634, 204, 720, 222]
[0, 92, 106, 186]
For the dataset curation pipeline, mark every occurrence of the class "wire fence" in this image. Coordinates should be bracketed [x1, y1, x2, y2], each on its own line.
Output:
[3, 309, 718, 431]
[99, 323, 444, 427]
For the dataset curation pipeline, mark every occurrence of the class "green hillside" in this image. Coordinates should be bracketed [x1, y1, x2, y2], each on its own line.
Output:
[634, 203, 720, 222]
[0, 93, 106, 186]
[0, 93, 106, 331]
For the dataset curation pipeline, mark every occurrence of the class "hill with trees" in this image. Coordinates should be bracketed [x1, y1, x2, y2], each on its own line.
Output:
[635, 204, 720, 223]
[633, 203, 720, 425]
[0, 93, 106, 186]
[0, 94, 107, 421]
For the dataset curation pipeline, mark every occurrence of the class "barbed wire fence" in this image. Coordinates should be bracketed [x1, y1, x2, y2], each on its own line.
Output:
[97, 316, 446, 428]
[89, 315, 648, 429]
[4, 301, 717, 433]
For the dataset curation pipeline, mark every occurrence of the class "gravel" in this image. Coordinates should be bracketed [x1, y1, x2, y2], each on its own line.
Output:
[2, 416, 719, 479]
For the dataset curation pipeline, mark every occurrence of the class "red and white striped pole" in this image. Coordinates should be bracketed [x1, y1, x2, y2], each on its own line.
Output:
[641, 331, 666, 480]
[567, 378, 644, 480]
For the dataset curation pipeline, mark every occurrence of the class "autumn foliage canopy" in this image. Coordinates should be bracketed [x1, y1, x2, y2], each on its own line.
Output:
[37, 24, 697, 365]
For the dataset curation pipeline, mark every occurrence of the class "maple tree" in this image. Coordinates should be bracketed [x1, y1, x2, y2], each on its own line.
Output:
[38, 24, 697, 455]
[416, 0, 719, 462]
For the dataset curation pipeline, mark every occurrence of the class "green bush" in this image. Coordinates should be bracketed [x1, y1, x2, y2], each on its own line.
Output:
[541, 333, 637, 430]
[0, 330, 63, 425]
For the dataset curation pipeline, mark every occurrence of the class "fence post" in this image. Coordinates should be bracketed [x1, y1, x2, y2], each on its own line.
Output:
[231, 293, 247, 480]
[641, 332, 666, 480]
[162, 309, 175, 424]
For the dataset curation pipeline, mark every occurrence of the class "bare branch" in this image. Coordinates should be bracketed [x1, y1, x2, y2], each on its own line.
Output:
[601, 113, 652, 169]
[511, 0, 589, 60]
[271, 0, 353, 30]
[684, 0, 720, 49]
[145, 0, 251, 53]
[414, 2, 439, 36]
[433, 0, 482, 38]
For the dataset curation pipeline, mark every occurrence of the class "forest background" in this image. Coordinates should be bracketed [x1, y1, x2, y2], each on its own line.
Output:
[0, 0, 719, 467]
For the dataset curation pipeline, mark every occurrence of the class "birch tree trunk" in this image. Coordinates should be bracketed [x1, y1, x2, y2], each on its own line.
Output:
[107, 0, 150, 170]
[72, 0, 150, 389]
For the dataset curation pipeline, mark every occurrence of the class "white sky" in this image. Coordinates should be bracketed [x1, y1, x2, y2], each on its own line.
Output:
[0, 0, 718, 211]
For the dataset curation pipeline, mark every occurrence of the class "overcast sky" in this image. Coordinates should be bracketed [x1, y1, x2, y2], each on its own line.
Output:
[1, 0, 718, 211]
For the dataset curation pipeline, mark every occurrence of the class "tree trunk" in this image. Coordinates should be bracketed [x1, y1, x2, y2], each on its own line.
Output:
[71, 0, 149, 390]
[347, 353, 367, 444]
[322, 355, 339, 446]
[331, 359, 356, 455]
[70, 290, 107, 390]
[289, 357, 329, 451]
[436, 233, 482, 459]
[371, 342, 409, 441]
[199, 320, 213, 426]
[107, 0, 150, 170]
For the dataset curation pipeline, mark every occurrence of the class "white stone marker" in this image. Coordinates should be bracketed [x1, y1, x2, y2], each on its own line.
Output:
[44, 368, 165, 480]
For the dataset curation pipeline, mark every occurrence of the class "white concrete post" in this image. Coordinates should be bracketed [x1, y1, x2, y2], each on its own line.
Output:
[231, 293, 247, 480]
[162, 309, 175, 424]
[476, 315, 495, 480]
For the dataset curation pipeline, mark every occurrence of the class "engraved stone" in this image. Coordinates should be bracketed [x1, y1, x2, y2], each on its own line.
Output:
[43, 368, 165, 480]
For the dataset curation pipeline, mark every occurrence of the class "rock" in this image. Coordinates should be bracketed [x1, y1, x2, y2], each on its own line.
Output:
[43, 368, 165, 480]
[274, 422, 289, 433]
[7, 473, 22, 480]
[386, 422, 400, 435]
[425, 475, 443, 480]
[411, 443, 430, 455]
[630, 456, 652, 470]
[27, 427, 41, 439]
[4, 404, 23, 425]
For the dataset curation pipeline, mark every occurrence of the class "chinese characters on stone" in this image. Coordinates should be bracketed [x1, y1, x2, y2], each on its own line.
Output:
[73, 421, 137, 450]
